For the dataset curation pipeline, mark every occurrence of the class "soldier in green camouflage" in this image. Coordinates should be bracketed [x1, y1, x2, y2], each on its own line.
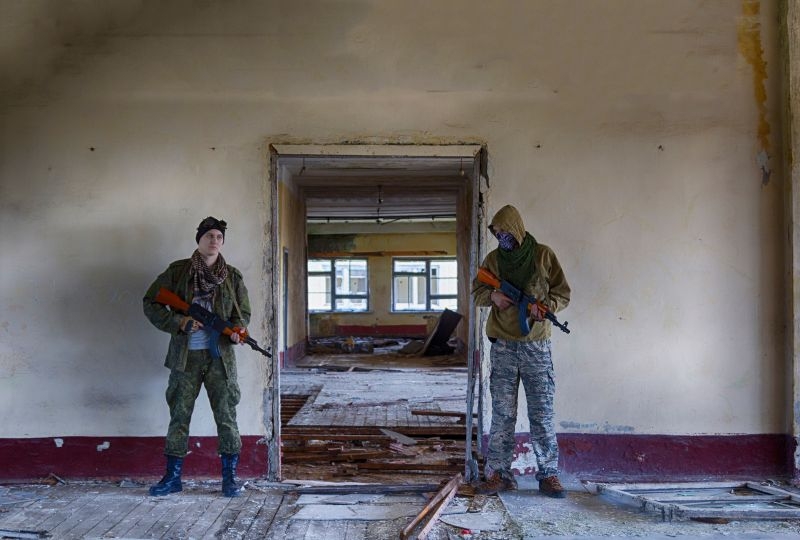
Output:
[143, 216, 251, 498]
[472, 205, 571, 498]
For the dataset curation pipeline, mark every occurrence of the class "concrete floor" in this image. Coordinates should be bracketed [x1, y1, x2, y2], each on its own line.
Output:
[501, 475, 800, 539]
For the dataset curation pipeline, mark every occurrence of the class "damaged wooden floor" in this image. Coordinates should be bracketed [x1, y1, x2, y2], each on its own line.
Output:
[0, 481, 285, 539]
[279, 355, 478, 484]
[5, 478, 800, 539]
[0, 480, 495, 540]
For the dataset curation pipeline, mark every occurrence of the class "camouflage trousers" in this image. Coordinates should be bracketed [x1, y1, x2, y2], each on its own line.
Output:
[486, 338, 559, 481]
[163, 350, 242, 457]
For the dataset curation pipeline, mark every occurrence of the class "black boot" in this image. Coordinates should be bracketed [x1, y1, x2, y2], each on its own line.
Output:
[221, 453, 243, 497]
[149, 455, 183, 496]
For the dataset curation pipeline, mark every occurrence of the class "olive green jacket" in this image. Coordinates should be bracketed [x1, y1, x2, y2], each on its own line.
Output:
[143, 258, 251, 376]
[471, 205, 570, 341]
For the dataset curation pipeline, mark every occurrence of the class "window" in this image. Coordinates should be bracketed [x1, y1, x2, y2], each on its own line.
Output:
[308, 258, 369, 312]
[392, 258, 457, 312]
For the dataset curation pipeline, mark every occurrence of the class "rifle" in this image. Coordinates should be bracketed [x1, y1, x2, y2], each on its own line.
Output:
[154, 287, 272, 358]
[476, 267, 570, 335]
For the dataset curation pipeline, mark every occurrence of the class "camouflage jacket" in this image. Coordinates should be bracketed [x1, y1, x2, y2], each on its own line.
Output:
[143, 258, 251, 376]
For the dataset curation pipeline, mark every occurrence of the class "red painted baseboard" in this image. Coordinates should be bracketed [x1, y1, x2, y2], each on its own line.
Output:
[507, 433, 794, 481]
[0, 433, 793, 482]
[0, 436, 266, 482]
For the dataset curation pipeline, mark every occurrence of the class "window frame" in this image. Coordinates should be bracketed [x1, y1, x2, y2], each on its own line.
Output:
[391, 257, 458, 313]
[307, 257, 370, 313]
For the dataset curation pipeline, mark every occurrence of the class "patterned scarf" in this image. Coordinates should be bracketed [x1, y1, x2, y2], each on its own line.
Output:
[189, 249, 229, 303]
[497, 232, 537, 290]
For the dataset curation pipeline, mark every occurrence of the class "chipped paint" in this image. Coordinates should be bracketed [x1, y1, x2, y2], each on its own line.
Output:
[738, 0, 772, 183]
[757, 149, 771, 185]
[96, 441, 110, 452]
[559, 421, 636, 433]
[53, 438, 63, 448]
[511, 441, 539, 474]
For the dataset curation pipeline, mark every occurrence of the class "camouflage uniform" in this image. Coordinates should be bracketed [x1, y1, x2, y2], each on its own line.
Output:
[488, 339, 557, 480]
[472, 205, 570, 482]
[143, 258, 251, 457]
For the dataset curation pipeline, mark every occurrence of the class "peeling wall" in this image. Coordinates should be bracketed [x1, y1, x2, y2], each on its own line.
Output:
[784, 0, 800, 477]
[0, 0, 789, 443]
[739, 1, 774, 184]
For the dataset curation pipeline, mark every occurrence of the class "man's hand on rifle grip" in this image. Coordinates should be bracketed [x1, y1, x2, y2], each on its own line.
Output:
[531, 301, 548, 322]
[180, 316, 202, 333]
[230, 326, 248, 344]
[490, 290, 514, 311]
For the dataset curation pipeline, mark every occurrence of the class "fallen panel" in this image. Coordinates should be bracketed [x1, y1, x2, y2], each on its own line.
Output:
[291, 503, 424, 521]
[421, 309, 463, 356]
[438, 510, 505, 532]
[292, 483, 442, 495]
[296, 494, 424, 505]
[597, 481, 800, 521]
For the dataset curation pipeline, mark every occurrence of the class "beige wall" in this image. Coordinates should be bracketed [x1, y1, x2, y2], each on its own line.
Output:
[0, 0, 788, 439]
[277, 177, 307, 353]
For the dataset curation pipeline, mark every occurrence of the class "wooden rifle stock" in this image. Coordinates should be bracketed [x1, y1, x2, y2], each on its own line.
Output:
[155, 287, 190, 313]
[476, 267, 502, 289]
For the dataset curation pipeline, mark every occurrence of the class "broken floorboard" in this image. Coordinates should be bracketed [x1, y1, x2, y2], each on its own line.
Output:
[281, 417, 481, 484]
[401, 473, 463, 539]
[499, 475, 800, 538]
[597, 481, 800, 521]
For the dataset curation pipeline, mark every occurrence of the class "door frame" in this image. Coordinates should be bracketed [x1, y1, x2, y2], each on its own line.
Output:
[266, 143, 486, 481]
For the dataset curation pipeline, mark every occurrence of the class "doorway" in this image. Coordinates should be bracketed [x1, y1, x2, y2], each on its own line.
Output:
[266, 144, 486, 482]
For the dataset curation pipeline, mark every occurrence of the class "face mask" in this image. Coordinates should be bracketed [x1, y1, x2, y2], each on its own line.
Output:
[496, 231, 518, 251]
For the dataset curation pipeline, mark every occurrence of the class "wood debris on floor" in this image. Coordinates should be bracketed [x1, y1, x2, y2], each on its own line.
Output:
[280, 423, 482, 484]
[280, 355, 476, 485]
[300, 337, 466, 370]
[401, 473, 462, 539]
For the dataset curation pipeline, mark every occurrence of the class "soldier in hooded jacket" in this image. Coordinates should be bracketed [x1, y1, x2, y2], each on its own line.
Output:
[471, 204, 571, 498]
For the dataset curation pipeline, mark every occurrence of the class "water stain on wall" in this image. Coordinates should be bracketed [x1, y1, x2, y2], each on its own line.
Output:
[738, 0, 771, 184]
[308, 234, 358, 254]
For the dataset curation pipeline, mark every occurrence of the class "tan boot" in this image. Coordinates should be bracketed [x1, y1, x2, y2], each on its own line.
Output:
[476, 472, 518, 495]
[538, 475, 566, 498]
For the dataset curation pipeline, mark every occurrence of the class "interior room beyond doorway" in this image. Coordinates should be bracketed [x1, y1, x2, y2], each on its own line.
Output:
[272, 144, 483, 483]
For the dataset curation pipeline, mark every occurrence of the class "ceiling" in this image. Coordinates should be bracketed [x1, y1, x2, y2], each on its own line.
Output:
[277, 155, 473, 221]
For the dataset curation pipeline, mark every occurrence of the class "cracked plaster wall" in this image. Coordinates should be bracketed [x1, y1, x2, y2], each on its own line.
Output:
[0, 0, 788, 440]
